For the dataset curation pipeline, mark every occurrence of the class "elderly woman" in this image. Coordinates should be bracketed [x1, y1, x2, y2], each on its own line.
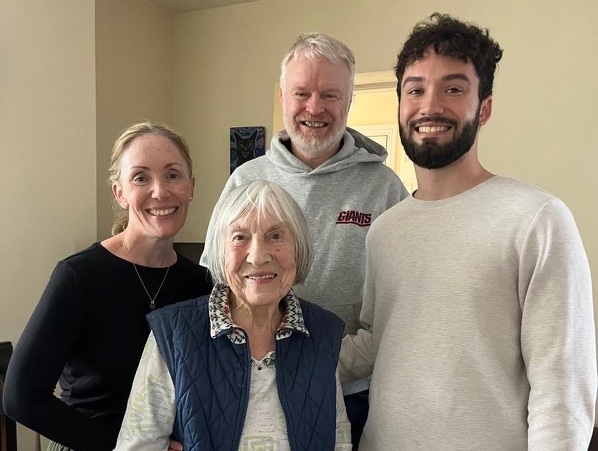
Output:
[115, 180, 351, 450]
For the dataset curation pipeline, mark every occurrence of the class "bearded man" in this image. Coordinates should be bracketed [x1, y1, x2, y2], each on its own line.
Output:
[340, 13, 596, 451]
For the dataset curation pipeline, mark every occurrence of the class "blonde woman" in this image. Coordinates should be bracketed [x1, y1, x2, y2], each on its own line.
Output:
[3, 122, 212, 450]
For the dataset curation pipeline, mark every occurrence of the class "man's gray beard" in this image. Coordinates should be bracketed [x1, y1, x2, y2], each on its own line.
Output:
[283, 118, 346, 158]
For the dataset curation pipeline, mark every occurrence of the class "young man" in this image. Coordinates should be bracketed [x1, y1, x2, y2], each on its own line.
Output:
[201, 32, 408, 447]
[341, 13, 596, 450]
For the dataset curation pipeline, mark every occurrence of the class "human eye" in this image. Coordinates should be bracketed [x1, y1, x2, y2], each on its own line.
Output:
[293, 91, 309, 99]
[323, 93, 340, 101]
[231, 232, 247, 244]
[405, 87, 423, 97]
[446, 86, 464, 95]
[166, 171, 184, 182]
[268, 230, 286, 242]
[131, 173, 150, 185]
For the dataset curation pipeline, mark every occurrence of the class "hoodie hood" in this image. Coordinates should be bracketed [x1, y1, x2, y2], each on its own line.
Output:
[267, 127, 389, 175]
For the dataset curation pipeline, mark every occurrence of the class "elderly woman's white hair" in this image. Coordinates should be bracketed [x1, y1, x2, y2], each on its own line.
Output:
[206, 180, 313, 286]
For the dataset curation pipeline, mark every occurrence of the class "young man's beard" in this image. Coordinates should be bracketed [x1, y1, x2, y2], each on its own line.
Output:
[399, 108, 480, 170]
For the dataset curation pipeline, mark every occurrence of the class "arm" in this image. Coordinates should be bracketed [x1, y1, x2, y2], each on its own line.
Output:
[114, 332, 175, 451]
[339, 244, 377, 384]
[334, 368, 353, 450]
[521, 199, 596, 450]
[2, 262, 116, 450]
[339, 328, 375, 384]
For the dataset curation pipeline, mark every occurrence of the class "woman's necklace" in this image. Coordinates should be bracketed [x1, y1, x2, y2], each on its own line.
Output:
[121, 237, 170, 310]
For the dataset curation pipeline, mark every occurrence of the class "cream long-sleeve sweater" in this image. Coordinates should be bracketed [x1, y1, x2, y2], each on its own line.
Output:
[341, 176, 596, 451]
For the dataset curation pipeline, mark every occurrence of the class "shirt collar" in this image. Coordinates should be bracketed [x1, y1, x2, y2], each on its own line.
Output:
[208, 283, 309, 343]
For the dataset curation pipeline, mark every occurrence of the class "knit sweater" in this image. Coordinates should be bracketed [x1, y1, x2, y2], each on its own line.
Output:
[341, 176, 596, 450]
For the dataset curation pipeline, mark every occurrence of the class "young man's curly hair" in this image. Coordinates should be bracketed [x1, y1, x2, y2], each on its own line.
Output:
[395, 13, 503, 101]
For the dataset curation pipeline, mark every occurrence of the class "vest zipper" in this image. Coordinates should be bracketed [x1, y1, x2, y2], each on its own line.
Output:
[275, 338, 297, 451]
[235, 338, 252, 451]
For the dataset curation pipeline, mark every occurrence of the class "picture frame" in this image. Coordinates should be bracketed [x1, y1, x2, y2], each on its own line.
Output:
[229, 126, 266, 173]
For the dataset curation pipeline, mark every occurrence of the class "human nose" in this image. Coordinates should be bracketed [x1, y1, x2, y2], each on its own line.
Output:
[246, 236, 271, 266]
[305, 94, 324, 115]
[150, 178, 171, 199]
[419, 90, 444, 116]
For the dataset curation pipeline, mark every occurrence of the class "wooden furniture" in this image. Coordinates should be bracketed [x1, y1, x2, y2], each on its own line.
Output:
[173, 242, 205, 263]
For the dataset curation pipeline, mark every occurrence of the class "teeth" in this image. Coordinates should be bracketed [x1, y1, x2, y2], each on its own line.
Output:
[418, 125, 450, 133]
[247, 274, 276, 280]
[303, 121, 326, 128]
[148, 207, 176, 216]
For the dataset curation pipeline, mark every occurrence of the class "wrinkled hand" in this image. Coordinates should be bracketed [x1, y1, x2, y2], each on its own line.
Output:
[168, 439, 183, 451]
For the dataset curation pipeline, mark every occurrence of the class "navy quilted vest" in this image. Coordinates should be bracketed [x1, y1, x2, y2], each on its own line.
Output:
[147, 295, 344, 451]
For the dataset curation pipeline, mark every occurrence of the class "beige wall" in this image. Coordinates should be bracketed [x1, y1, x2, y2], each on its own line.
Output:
[96, 0, 176, 240]
[0, 0, 97, 447]
[2, 0, 176, 446]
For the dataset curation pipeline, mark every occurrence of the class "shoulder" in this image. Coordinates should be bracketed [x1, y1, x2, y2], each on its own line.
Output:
[56, 242, 120, 276]
[370, 164, 409, 200]
[229, 155, 272, 180]
[60, 242, 104, 264]
[219, 156, 277, 193]
[361, 161, 405, 184]
[488, 176, 557, 202]
[481, 177, 571, 220]
[369, 197, 407, 225]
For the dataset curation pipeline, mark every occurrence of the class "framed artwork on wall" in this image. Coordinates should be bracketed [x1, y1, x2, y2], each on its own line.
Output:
[229, 126, 266, 173]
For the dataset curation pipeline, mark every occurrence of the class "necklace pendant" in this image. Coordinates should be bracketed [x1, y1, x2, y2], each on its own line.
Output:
[122, 238, 170, 311]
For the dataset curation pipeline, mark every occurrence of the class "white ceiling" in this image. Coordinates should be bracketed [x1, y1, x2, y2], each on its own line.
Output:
[147, 0, 261, 13]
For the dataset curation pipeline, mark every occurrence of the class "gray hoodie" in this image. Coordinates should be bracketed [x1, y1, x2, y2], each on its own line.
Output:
[201, 128, 408, 335]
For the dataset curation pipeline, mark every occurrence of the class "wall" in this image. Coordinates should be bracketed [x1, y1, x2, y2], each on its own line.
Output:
[174, 0, 598, 334]
[96, 0, 176, 240]
[1, 0, 175, 446]
[0, 0, 97, 447]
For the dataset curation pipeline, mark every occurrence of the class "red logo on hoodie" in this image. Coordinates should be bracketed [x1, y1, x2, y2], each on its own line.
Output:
[336, 211, 372, 227]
